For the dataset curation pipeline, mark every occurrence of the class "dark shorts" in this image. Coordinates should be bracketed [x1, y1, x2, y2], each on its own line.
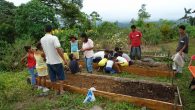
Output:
[47, 63, 65, 82]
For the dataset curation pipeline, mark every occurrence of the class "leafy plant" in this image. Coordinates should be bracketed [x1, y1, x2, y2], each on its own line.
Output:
[0, 37, 35, 71]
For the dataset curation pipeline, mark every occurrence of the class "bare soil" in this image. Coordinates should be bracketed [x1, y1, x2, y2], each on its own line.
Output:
[64, 74, 176, 103]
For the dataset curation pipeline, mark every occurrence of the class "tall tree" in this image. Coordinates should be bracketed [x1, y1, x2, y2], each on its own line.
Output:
[137, 4, 151, 27]
[40, 0, 85, 28]
[15, 0, 58, 40]
[0, 0, 16, 43]
[90, 11, 102, 28]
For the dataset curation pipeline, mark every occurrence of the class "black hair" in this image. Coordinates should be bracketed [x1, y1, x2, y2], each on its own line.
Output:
[80, 33, 88, 42]
[69, 54, 74, 61]
[45, 25, 52, 33]
[24, 46, 31, 52]
[131, 25, 136, 29]
[70, 35, 77, 40]
[114, 53, 119, 58]
[118, 51, 123, 57]
[114, 47, 121, 52]
[179, 25, 186, 30]
[104, 49, 110, 53]
[36, 42, 42, 50]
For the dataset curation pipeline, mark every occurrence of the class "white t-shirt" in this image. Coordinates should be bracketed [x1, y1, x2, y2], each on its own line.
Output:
[82, 39, 94, 58]
[106, 60, 114, 68]
[117, 56, 128, 63]
[122, 53, 131, 62]
[93, 51, 105, 59]
[41, 33, 62, 64]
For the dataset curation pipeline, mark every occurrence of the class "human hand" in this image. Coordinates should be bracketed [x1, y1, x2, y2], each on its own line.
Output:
[63, 60, 68, 65]
[80, 48, 85, 52]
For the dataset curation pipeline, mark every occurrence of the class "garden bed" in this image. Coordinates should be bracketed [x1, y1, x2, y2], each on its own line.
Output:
[36, 73, 182, 110]
[79, 61, 173, 77]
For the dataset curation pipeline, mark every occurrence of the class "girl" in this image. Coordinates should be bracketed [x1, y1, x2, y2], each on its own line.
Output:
[21, 46, 37, 88]
[80, 33, 94, 73]
[34, 42, 49, 92]
[70, 35, 79, 60]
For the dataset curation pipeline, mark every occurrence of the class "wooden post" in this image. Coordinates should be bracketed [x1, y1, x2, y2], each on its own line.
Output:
[174, 92, 179, 110]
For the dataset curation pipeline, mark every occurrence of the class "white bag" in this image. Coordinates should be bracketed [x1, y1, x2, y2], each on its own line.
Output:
[172, 53, 185, 67]
[83, 87, 96, 103]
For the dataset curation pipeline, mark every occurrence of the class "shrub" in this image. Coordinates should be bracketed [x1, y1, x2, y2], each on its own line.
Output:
[0, 37, 35, 71]
[52, 29, 78, 52]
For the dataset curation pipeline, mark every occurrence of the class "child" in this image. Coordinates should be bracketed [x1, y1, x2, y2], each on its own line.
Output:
[113, 53, 129, 73]
[97, 49, 110, 71]
[70, 35, 79, 60]
[104, 57, 116, 74]
[69, 54, 80, 74]
[34, 42, 49, 92]
[21, 46, 37, 88]
[118, 51, 133, 66]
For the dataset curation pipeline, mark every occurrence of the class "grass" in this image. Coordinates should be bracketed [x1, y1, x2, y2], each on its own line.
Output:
[0, 71, 140, 110]
[0, 38, 195, 110]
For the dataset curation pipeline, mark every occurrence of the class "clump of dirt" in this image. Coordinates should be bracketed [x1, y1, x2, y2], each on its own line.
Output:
[64, 74, 176, 103]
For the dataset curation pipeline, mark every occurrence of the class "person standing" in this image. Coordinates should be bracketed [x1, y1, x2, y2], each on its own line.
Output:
[41, 25, 67, 94]
[80, 33, 94, 73]
[70, 35, 79, 60]
[128, 25, 142, 60]
[173, 25, 189, 73]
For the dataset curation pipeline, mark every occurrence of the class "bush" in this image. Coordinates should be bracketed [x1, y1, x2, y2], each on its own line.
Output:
[52, 29, 78, 52]
[141, 23, 163, 45]
[0, 37, 35, 71]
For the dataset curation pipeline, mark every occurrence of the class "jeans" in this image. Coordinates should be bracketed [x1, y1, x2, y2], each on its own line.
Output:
[28, 66, 37, 85]
[47, 63, 65, 82]
[130, 46, 141, 60]
[85, 57, 93, 73]
[104, 67, 116, 74]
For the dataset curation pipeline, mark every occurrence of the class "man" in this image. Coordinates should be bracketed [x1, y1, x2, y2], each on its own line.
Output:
[173, 25, 189, 73]
[128, 25, 142, 60]
[41, 25, 67, 94]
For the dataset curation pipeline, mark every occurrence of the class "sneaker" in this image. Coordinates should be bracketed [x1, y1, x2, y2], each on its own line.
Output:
[43, 87, 49, 93]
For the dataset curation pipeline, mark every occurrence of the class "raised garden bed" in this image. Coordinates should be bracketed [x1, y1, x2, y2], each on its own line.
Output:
[36, 73, 182, 110]
[79, 61, 173, 77]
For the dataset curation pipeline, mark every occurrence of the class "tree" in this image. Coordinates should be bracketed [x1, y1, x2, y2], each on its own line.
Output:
[40, 0, 85, 28]
[137, 4, 151, 27]
[15, 0, 58, 40]
[90, 11, 102, 28]
[180, 8, 195, 26]
[0, 0, 16, 43]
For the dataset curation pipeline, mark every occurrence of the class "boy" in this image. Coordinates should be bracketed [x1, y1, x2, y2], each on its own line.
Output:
[104, 57, 116, 74]
[128, 25, 142, 60]
[113, 53, 128, 73]
[172, 25, 189, 73]
[69, 54, 80, 74]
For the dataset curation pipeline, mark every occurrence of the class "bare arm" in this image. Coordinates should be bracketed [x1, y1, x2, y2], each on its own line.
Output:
[21, 54, 27, 64]
[179, 44, 187, 54]
[56, 48, 67, 64]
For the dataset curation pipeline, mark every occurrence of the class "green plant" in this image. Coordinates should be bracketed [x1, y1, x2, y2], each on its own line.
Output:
[0, 37, 35, 71]
[52, 29, 78, 52]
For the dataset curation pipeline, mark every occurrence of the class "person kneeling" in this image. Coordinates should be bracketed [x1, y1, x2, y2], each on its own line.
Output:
[114, 53, 128, 73]
[104, 57, 116, 74]
[69, 54, 81, 74]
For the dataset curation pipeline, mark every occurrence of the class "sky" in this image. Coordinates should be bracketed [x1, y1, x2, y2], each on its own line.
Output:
[6, 0, 195, 22]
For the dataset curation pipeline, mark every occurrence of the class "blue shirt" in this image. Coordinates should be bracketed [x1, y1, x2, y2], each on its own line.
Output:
[71, 40, 78, 52]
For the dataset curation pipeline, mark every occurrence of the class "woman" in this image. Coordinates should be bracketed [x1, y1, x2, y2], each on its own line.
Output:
[80, 33, 94, 73]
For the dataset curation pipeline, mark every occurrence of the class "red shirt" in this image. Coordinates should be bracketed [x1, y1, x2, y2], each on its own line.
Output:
[129, 31, 142, 47]
[27, 53, 36, 68]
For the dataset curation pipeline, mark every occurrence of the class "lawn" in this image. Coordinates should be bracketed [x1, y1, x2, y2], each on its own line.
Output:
[0, 38, 195, 110]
